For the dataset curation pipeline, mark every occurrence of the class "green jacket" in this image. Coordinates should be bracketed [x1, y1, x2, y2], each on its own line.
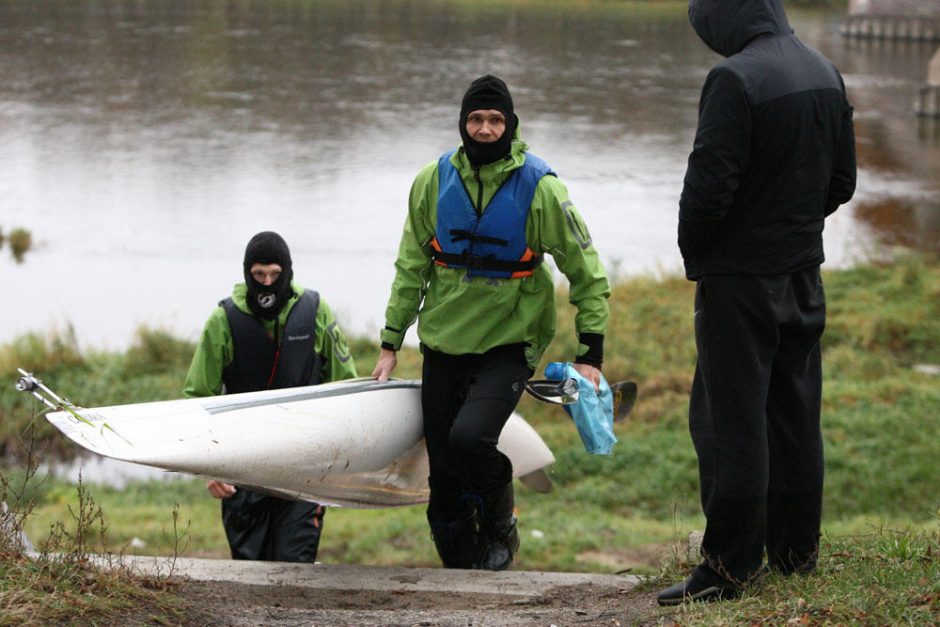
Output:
[381, 130, 610, 369]
[184, 281, 358, 398]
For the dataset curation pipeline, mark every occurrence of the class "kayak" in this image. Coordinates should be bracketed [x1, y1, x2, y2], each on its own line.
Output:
[39, 377, 555, 508]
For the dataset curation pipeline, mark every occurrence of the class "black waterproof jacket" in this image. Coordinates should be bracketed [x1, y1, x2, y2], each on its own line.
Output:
[678, 0, 857, 279]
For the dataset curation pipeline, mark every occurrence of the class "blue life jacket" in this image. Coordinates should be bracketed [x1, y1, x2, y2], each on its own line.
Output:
[221, 289, 321, 394]
[431, 150, 554, 279]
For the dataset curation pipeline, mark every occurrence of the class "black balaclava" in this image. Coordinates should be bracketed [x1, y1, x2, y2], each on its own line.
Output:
[459, 75, 518, 167]
[243, 231, 294, 320]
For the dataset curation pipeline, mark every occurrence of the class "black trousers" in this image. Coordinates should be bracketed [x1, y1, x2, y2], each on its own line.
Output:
[690, 267, 826, 582]
[221, 488, 325, 562]
[421, 344, 532, 523]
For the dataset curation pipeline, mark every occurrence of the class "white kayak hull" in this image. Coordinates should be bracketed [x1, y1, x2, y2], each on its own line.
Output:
[45, 378, 554, 508]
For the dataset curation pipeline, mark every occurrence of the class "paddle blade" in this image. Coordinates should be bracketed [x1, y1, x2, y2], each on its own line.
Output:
[610, 381, 638, 422]
[524, 378, 579, 405]
[518, 468, 553, 493]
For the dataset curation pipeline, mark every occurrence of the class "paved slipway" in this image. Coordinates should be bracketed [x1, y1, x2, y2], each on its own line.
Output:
[118, 555, 672, 626]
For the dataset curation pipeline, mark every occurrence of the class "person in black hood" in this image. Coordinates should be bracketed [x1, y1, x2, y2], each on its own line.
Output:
[659, 0, 856, 606]
[372, 74, 610, 572]
[183, 231, 359, 563]
[243, 231, 295, 320]
[458, 74, 518, 166]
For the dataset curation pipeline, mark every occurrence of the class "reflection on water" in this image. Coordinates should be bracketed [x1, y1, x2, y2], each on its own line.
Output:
[0, 0, 937, 350]
[854, 198, 940, 252]
[41, 456, 185, 489]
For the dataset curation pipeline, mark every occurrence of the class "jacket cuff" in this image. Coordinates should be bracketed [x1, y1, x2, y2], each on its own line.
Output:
[380, 326, 404, 351]
[574, 332, 604, 368]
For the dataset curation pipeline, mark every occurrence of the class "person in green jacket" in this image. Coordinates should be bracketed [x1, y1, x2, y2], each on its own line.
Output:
[372, 75, 610, 571]
[185, 231, 358, 562]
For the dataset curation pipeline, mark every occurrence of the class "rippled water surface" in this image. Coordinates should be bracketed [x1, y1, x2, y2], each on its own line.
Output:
[2, 0, 938, 349]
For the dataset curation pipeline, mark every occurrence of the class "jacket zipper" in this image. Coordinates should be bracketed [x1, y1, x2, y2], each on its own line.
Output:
[473, 166, 484, 217]
[266, 318, 281, 389]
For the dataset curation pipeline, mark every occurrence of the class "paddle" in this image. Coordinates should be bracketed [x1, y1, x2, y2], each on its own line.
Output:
[525, 377, 639, 421]
[524, 378, 579, 405]
[15, 368, 66, 411]
[610, 380, 638, 422]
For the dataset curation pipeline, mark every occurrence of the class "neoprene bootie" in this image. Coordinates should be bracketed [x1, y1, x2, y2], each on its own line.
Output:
[474, 483, 519, 571]
[429, 513, 478, 569]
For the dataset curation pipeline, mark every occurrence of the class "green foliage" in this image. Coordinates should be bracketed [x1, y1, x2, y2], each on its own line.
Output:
[7, 228, 32, 263]
[0, 225, 34, 263]
[321, 507, 436, 566]
[0, 439, 195, 625]
[824, 254, 940, 365]
[21, 475, 225, 561]
[0, 554, 190, 626]
[546, 273, 696, 384]
[660, 527, 940, 625]
[824, 379, 940, 518]
[123, 326, 195, 378]
[0, 325, 86, 375]
[1, 254, 937, 622]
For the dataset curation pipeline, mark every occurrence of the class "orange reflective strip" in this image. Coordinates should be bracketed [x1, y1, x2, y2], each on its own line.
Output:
[510, 248, 537, 279]
[430, 237, 449, 267]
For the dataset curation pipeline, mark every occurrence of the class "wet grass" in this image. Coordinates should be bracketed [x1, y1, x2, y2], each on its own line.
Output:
[650, 527, 940, 625]
[0, 555, 193, 627]
[0, 462, 204, 626]
[1, 253, 938, 623]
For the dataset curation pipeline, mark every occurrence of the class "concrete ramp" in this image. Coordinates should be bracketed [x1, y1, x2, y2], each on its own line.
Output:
[111, 556, 652, 626]
[120, 554, 639, 596]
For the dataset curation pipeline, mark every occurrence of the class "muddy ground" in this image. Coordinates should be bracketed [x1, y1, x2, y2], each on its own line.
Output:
[169, 578, 673, 626]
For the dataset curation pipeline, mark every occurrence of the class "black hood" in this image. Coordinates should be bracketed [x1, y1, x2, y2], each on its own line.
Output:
[459, 74, 518, 166]
[242, 231, 294, 320]
[688, 0, 792, 57]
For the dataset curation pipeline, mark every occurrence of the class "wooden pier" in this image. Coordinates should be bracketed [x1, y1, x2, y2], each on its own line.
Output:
[841, 14, 940, 41]
[915, 48, 940, 117]
[844, 0, 940, 116]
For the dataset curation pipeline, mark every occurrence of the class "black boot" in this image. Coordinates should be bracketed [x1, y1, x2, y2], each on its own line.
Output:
[657, 564, 742, 606]
[429, 512, 478, 569]
[474, 483, 520, 571]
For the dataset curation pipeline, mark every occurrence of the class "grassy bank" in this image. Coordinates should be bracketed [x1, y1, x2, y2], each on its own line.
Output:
[2, 253, 938, 623]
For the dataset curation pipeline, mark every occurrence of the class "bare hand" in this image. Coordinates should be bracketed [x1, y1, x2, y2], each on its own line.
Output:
[573, 363, 602, 393]
[206, 480, 236, 499]
[372, 348, 398, 381]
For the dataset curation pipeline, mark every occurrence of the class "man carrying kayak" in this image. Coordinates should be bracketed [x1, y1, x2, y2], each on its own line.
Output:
[373, 75, 610, 571]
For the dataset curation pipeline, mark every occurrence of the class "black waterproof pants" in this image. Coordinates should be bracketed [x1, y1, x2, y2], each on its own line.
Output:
[221, 488, 325, 562]
[420, 344, 532, 524]
[690, 268, 826, 583]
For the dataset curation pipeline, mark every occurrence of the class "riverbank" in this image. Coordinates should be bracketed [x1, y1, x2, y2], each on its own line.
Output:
[7, 0, 935, 355]
[1, 253, 938, 624]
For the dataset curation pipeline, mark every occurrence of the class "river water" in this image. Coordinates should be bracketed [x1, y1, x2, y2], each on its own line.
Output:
[2, 0, 938, 352]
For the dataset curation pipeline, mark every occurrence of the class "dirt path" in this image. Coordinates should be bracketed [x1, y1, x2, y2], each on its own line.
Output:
[117, 556, 673, 626]
[173, 578, 668, 626]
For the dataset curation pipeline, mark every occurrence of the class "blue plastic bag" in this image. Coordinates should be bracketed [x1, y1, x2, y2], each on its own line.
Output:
[545, 362, 617, 455]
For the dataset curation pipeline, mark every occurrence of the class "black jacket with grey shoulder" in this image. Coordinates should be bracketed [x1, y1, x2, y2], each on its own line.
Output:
[678, 0, 857, 279]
